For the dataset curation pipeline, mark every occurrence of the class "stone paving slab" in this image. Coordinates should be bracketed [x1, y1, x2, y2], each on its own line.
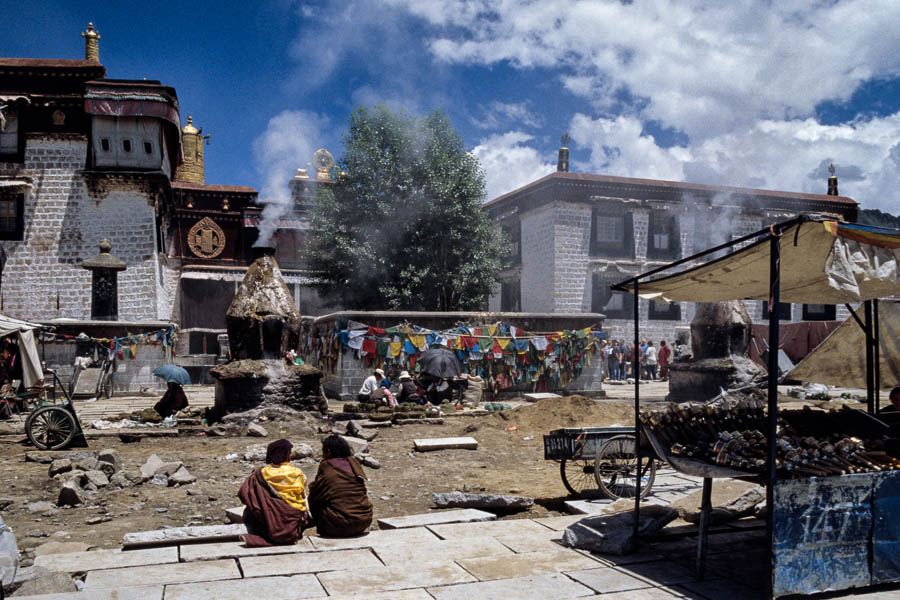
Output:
[565, 497, 668, 515]
[34, 547, 179, 572]
[373, 536, 514, 566]
[456, 549, 602, 581]
[413, 437, 478, 451]
[9, 587, 163, 600]
[122, 524, 246, 549]
[307, 526, 441, 550]
[427, 517, 548, 540]
[532, 514, 585, 531]
[495, 533, 565, 554]
[566, 566, 657, 594]
[225, 506, 244, 523]
[377, 508, 495, 529]
[164, 573, 327, 600]
[179, 538, 316, 562]
[325, 589, 435, 600]
[427, 572, 595, 600]
[316, 563, 477, 596]
[582, 588, 686, 599]
[84, 559, 240, 589]
[612, 560, 697, 587]
[239, 548, 381, 578]
[673, 578, 760, 600]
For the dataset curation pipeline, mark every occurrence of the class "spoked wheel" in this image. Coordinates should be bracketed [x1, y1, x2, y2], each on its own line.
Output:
[26, 406, 77, 450]
[594, 434, 656, 500]
[560, 457, 598, 497]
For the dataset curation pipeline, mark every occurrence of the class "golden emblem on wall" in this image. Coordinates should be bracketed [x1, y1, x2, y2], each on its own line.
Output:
[187, 217, 226, 258]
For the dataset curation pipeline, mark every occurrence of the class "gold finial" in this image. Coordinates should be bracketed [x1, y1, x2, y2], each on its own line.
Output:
[81, 22, 100, 63]
[183, 115, 199, 135]
[175, 115, 207, 184]
[312, 148, 335, 181]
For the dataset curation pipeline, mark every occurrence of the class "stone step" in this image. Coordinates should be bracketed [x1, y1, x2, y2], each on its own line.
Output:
[413, 437, 478, 452]
[122, 524, 246, 549]
[377, 508, 496, 530]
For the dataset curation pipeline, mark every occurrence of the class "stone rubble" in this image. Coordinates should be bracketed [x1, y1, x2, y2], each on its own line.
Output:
[246, 423, 268, 437]
[562, 505, 678, 555]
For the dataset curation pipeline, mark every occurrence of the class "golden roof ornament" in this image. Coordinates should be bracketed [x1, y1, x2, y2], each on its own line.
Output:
[81, 22, 100, 62]
[183, 115, 199, 135]
[312, 148, 334, 181]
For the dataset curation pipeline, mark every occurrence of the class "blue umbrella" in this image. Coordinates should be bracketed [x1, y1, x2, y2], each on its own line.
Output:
[152, 365, 192, 386]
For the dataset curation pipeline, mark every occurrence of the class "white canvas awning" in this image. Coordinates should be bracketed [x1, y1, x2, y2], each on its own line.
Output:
[0, 314, 44, 389]
[617, 219, 900, 304]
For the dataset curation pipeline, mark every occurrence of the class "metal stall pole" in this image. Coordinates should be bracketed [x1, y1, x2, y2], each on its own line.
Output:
[766, 230, 782, 598]
[864, 300, 874, 414]
[874, 299, 881, 412]
[632, 279, 642, 540]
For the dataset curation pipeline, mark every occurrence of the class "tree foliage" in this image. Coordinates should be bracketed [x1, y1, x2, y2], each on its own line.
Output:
[305, 105, 509, 311]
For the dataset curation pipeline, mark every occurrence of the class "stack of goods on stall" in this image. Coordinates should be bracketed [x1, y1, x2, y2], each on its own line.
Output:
[640, 396, 900, 478]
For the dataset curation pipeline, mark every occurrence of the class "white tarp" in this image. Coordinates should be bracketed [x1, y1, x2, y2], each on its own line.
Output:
[788, 300, 900, 390]
[619, 220, 900, 304]
[0, 314, 43, 389]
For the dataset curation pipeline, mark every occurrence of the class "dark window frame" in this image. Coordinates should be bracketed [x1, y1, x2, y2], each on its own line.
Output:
[591, 208, 635, 258]
[647, 210, 681, 260]
[502, 221, 521, 265]
[143, 140, 153, 155]
[802, 304, 836, 321]
[100, 138, 111, 152]
[649, 300, 681, 321]
[0, 192, 25, 241]
[0, 110, 25, 162]
[592, 273, 634, 319]
[762, 301, 792, 321]
[500, 279, 521, 312]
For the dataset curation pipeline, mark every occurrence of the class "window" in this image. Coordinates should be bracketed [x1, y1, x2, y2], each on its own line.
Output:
[122, 139, 132, 153]
[502, 222, 521, 264]
[500, 279, 521, 312]
[762, 301, 792, 321]
[0, 110, 21, 157]
[802, 304, 836, 321]
[649, 300, 681, 321]
[647, 210, 681, 259]
[100, 138, 111, 152]
[143, 141, 153, 154]
[591, 209, 634, 258]
[592, 274, 634, 318]
[0, 192, 24, 241]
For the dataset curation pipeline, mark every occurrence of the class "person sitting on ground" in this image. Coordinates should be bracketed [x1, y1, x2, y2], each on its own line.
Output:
[370, 380, 396, 408]
[396, 371, 422, 404]
[308, 434, 373, 538]
[357, 368, 384, 403]
[238, 439, 309, 547]
[153, 381, 189, 418]
[879, 387, 900, 413]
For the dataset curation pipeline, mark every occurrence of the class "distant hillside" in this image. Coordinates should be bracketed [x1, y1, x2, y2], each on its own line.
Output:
[858, 208, 900, 229]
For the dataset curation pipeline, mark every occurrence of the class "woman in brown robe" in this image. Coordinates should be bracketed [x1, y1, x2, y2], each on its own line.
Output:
[308, 435, 373, 538]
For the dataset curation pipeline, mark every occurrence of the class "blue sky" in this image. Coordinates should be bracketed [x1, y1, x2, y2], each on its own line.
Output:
[6, 0, 900, 212]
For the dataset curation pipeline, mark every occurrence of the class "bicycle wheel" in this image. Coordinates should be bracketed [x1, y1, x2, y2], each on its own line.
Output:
[26, 406, 77, 450]
[594, 434, 656, 500]
[560, 457, 598, 497]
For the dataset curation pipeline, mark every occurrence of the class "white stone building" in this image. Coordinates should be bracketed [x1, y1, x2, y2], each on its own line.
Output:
[486, 142, 859, 341]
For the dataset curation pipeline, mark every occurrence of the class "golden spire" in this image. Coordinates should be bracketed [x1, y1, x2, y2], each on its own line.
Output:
[81, 22, 100, 63]
[175, 115, 209, 185]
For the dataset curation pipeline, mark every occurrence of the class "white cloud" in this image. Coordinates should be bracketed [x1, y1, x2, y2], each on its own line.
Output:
[471, 131, 555, 200]
[252, 110, 331, 244]
[472, 101, 543, 130]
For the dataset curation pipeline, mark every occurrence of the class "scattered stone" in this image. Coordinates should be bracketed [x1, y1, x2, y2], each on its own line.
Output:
[339, 435, 368, 456]
[246, 423, 268, 437]
[225, 506, 244, 524]
[139, 454, 165, 481]
[83, 470, 109, 489]
[97, 448, 122, 473]
[118, 433, 143, 443]
[413, 437, 478, 452]
[8, 565, 76, 596]
[154, 461, 185, 477]
[27, 530, 48, 538]
[55, 470, 87, 487]
[26, 501, 55, 514]
[562, 505, 678, 555]
[432, 492, 534, 511]
[48, 458, 72, 478]
[121, 523, 247, 549]
[155, 507, 169, 513]
[24, 452, 54, 464]
[108, 472, 131, 489]
[56, 482, 84, 507]
[168, 466, 196, 486]
[360, 455, 381, 469]
[123, 470, 144, 485]
[0, 498, 13, 511]
[85, 516, 107, 525]
[150, 474, 169, 486]
[523, 392, 562, 402]
[356, 428, 378, 441]
[71, 456, 99, 472]
[346, 420, 365, 437]
[670, 480, 761, 525]
[32, 541, 91, 557]
[293, 443, 314, 459]
[186, 488, 205, 497]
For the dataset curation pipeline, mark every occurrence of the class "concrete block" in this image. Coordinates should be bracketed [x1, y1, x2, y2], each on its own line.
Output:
[317, 563, 476, 597]
[179, 538, 316, 562]
[84, 559, 240, 589]
[427, 572, 595, 600]
[122, 524, 247, 549]
[35, 547, 178, 573]
[239, 548, 381, 578]
[413, 437, 478, 452]
[456, 549, 601, 581]
[377, 509, 496, 530]
[164, 574, 327, 600]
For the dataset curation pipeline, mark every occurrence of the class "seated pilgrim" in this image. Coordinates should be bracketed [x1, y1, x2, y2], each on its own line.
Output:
[153, 382, 189, 419]
[357, 368, 384, 403]
[308, 434, 373, 538]
[396, 370, 422, 404]
[238, 439, 309, 547]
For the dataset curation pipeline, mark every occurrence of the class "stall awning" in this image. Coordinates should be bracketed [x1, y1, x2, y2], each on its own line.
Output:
[787, 300, 900, 390]
[0, 313, 44, 389]
[616, 218, 900, 304]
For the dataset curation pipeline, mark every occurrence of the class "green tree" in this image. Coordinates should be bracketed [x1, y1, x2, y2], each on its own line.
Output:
[306, 105, 509, 311]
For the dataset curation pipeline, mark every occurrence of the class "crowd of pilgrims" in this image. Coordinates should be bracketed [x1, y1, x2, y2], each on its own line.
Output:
[599, 338, 687, 382]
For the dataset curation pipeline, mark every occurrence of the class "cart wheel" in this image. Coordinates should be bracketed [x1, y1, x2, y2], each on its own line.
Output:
[26, 406, 77, 450]
[594, 434, 656, 500]
[560, 457, 598, 498]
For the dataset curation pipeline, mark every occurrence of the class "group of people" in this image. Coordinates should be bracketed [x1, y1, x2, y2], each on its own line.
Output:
[600, 338, 684, 382]
[357, 367, 451, 407]
[239, 436, 373, 546]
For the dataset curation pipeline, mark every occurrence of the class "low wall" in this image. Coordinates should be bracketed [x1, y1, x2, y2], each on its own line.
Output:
[300, 311, 606, 401]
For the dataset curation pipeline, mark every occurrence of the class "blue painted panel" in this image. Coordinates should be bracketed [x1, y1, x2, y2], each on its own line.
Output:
[872, 471, 900, 584]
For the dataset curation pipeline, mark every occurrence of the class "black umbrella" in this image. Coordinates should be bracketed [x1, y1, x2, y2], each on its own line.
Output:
[418, 348, 461, 378]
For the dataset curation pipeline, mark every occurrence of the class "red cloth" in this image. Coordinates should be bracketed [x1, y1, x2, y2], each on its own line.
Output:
[748, 321, 841, 367]
[361, 338, 377, 354]
[238, 468, 307, 547]
[308, 456, 373, 538]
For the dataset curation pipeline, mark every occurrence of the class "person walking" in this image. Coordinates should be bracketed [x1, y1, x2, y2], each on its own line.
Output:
[658, 340, 672, 381]
[645, 341, 658, 380]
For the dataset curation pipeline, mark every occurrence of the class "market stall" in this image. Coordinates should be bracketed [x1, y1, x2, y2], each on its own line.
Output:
[613, 215, 900, 598]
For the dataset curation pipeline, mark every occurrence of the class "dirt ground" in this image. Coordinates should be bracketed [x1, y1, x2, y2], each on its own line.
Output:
[0, 393, 640, 558]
